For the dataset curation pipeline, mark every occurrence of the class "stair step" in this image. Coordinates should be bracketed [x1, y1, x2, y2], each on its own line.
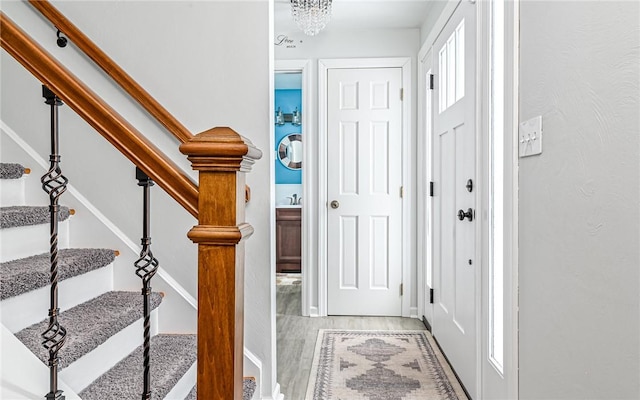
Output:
[79, 334, 196, 400]
[0, 218, 71, 264]
[0, 162, 26, 179]
[15, 291, 163, 370]
[185, 378, 257, 400]
[0, 165, 28, 206]
[0, 248, 116, 300]
[0, 205, 70, 229]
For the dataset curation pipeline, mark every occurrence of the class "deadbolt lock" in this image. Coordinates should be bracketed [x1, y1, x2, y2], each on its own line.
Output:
[466, 179, 473, 192]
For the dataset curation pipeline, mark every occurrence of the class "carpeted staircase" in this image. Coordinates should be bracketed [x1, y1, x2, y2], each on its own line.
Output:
[0, 162, 257, 399]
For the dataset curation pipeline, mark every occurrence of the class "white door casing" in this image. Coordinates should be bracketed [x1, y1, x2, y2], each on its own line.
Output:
[419, 49, 434, 326]
[275, 60, 313, 318]
[480, 0, 520, 398]
[326, 67, 403, 316]
[432, 1, 478, 398]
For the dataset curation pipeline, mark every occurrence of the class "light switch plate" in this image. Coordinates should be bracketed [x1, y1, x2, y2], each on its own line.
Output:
[519, 115, 543, 157]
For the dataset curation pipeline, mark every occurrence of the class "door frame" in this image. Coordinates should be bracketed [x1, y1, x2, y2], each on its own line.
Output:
[318, 57, 413, 317]
[417, 48, 434, 327]
[274, 59, 313, 317]
[478, 0, 520, 398]
[417, 0, 519, 398]
[417, 0, 461, 324]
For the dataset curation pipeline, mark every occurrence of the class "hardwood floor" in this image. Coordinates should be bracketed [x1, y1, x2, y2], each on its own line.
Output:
[276, 284, 427, 399]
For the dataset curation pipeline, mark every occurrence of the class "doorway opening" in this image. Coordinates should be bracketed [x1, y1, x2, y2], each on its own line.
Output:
[275, 72, 303, 282]
[274, 60, 312, 320]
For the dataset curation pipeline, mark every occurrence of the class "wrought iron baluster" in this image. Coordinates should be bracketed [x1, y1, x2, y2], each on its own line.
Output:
[134, 167, 160, 400]
[41, 85, 68, 400]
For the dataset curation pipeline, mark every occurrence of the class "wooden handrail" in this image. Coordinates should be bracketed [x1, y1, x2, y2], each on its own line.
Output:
[28, 0, 194, 144]
[1, 12, 199, 218]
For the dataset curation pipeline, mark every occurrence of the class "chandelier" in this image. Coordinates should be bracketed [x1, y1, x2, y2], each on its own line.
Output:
[290, 0, 333, 36]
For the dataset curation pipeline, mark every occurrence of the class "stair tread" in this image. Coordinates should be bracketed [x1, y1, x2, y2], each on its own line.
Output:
[80, 334, 196, 400]
[0, 205, 70, 229]
[0, 248, 115, 300]
[15, 290, 163, 369]
[0, 163, 26, 179]
[185, 378, 257, 400]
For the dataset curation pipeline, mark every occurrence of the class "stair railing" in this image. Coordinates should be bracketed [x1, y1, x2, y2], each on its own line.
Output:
[1, 10, 262, 400]
[0, 13, 198, 217]
[28, 0, 193, 144]
[134, 167, 160, 400]
[41, 85, 68, 400]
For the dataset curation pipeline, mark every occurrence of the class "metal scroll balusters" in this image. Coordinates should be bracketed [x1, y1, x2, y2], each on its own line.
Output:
[41, 85, 68, 400]
[134, 167, 160, 400]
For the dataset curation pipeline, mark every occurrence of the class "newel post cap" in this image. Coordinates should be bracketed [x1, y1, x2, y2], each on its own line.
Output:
[179, 127, 262, 172]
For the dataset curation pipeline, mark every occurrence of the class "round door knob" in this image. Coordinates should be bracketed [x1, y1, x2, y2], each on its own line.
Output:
[457, 208, 473, 222]
[330, 200, 340, 209]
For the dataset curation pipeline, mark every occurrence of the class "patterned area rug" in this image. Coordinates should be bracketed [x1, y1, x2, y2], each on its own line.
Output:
[306, 330, 465, 400]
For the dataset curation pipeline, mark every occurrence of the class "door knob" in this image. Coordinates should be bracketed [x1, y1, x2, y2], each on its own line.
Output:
[330, 200, 340, 209]
[457, 208, 473, 222]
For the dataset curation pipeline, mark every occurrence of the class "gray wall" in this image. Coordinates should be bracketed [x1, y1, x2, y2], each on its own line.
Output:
[519, 2, 640, 398]
[419, 0, 449, 45]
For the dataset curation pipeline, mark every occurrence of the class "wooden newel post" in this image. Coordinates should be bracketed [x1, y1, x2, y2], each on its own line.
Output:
[179, 127, 262, 400]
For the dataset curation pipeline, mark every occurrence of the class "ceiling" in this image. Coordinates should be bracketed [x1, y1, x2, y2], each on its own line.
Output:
[275, 0, 441, 34]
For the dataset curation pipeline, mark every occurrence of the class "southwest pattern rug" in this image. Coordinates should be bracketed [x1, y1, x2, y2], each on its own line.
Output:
[306, 330, 464, 400]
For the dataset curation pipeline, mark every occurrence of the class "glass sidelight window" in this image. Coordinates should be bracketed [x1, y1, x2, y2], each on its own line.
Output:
[490, 0, 505, 374]
[438, 20, 466, 113]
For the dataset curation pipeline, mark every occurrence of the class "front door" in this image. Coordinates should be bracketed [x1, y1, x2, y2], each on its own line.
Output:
[432, 1, 478, 397]
[326, 67, 403, 316]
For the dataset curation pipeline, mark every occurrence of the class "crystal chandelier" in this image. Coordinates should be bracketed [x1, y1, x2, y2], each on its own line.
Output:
[290, 0, 333, 36]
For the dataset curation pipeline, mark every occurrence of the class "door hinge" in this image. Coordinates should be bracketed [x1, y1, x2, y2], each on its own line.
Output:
[400, 88, 404, 101]
[429, 181, 434, 197]
[429, 74, 434, 90]
[400, 283, 404, 296]
[400, 186, 404, 198]
[429, 288, 434, 303]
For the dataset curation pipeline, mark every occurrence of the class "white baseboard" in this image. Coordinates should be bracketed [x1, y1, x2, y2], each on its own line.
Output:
[244, 347, 263, 397]
[243, 348, 284, 400]
[409, 306, 419, 319]
[261, 382, 284, 400]
[273, 383, 285, 400]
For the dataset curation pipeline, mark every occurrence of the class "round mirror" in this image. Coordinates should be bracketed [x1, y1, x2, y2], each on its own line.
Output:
[278, 133, 302, 170]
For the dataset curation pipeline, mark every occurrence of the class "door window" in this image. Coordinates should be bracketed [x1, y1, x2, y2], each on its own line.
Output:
[438, 20, 466, 113]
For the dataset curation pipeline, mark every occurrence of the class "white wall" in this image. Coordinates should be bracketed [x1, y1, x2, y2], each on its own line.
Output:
[275, 27, 421, 315]
[519, 2, 640, 398]
[0, 1, 276, 397]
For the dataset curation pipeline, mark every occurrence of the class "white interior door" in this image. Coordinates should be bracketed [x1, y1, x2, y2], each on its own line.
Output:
[432, 1, 478, 398]
[327, 67, 403, 316]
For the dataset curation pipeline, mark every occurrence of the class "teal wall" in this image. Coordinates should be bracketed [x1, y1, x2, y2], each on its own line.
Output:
[275, 89, 302, 184]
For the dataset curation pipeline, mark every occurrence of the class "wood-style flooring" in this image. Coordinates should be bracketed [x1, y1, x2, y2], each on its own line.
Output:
[276, 284, 427, 399]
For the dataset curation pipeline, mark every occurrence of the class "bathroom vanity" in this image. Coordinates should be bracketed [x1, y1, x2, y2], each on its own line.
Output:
[275, 206, 301, 273]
